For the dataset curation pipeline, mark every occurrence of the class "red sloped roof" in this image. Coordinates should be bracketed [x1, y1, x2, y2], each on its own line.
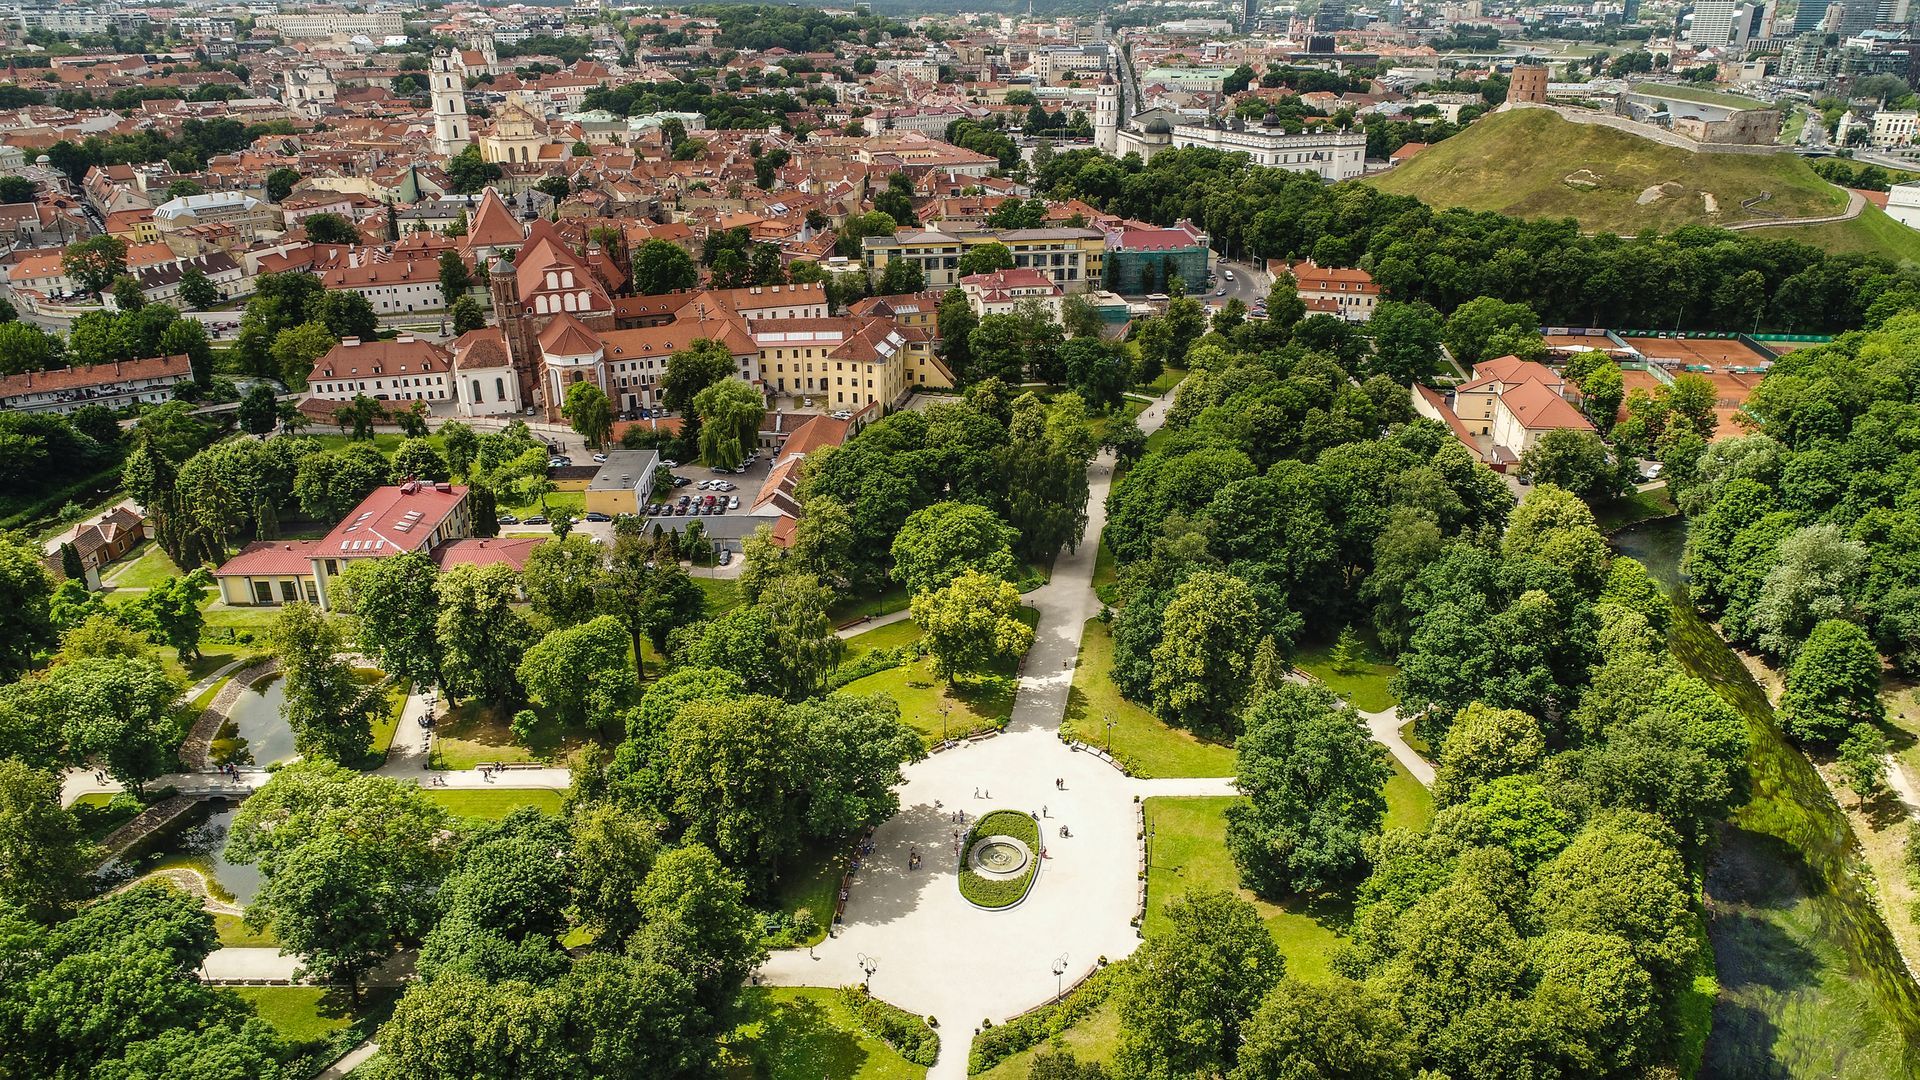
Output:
[215, 539, 323, 577]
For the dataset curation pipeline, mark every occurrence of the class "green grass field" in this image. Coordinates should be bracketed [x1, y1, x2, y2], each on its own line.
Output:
[1772, 202, 1920, 261]
[720, 987, 928, 1080]
[973, 1001, 1123, 1080]
[103, 541, 187, 589]
[420, 788, 564, 820]
[838, 618, 924, 669]
[839, 656, 1019, 743]
[1368, 109, 1875, 248]
[1065, 619, 1236, 778]
[428, 701, 589, 770]
[214, 912, 278, 948]
[829, 586, 911, 624]
[1594, 485, 1679, 532]
[228, 987, 358, 1046]
[695, 575, 744, 615]
[1292, 636, 1400, 714]
[766, 840, 844, 948]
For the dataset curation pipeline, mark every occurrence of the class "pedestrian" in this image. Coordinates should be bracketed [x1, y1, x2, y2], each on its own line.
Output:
[973, 786, 979, 799]
[1042, 805, 1048, 818]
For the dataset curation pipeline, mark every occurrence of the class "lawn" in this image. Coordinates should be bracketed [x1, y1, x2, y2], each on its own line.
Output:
[766, 840, 845, 948]
[695, 575, 744, 615]
[103, 541, 186, 589]
[499, 489, 586, 520]
[838, 618, 924, 669]
[973, 1000, 1123, 1080]
[421, 788, 564, 820]
[839, 657, 1018, 743]
[1091, 532, 1118, 606]
[428, 701, 592, 770]
[70, 792, 142, 843]
[1593, 485, 1678, 532]
[1064, 619, 1236, 778]
[719, 987, 929, 1080]
[1292, 635, 1399, 714]
[367, 680, 407, 762]
[1782, 203, 1920, 261]
[214, 912, 278, 948]
[1382, 757, 1434, 833]
[828, 585, 910, 624]
[1086, 399, 1146, 444]
[1142, 797, 1349, 984]
[1368, 108, 1854, 241]
[1142, 365, 1187, 397]
[229, 987, 358, 1046]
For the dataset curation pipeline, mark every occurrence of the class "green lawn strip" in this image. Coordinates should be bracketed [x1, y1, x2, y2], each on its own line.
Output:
[1593, 485, 1678, 532]
[70, 792, 142, 843]
[694, 575, 744, 614]
[765, 839, 844, 948]
[836, 608, 1035, 743]
[421, 788, 563, 820]
[838, 619, 925, 670]
[1142, 365, 1187, 396]
[719, 986, 930, 1079]
[829, 585, 910, 624]
[498, 490, 585, 519]
[364, 674, 406, 762]
[103, 541, 186, 589]
[1292, 636, 1399, 714]
[959, 810, 1042, 909]
[1064, 619, 1235, 778]
[1142, 797, 1349, 984]
[1399, 717, 1431, 758]
[970, 962, 1124, 1077]
[214, 912, 278, 948]
[972, 998, 1122, 1079]
[1778, 203, 1920, 261]
[1091, 533, 1118, 606]
[234, 985, 401, 1075]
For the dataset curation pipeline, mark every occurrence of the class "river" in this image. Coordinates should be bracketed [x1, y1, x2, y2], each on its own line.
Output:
[1613, 519, 1920, 1079]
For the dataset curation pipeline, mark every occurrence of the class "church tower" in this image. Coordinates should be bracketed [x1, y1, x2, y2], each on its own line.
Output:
[1094, 77, 1119, 156]
[430, 51, 471, 158]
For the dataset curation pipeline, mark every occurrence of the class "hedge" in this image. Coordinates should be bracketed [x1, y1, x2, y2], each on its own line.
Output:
[967, 961, 1124, 1074]
[958, 809, 1041, 909]
[839, 985, 940, 1066]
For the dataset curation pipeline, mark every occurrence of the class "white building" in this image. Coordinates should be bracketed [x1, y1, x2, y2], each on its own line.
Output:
[431, 52, 472, 158]
[1872, 109, 1918, 148]
[1170, 120, 1367, 181]
[1885, 181, 1920, 228]
[451, 329, 524, 417]
[258, 11, 404, 39]
[307, 337, 454, 404]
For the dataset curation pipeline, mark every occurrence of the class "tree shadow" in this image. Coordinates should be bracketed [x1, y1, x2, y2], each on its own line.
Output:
[726, 994, 873, 1080]
[831, 800, 954, 930]
[1700, 1001, 1792, 1080]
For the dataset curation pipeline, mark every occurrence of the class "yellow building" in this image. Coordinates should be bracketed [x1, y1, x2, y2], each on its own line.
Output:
[753, 318, 921, 411]
[583, 450, 661, 516]
[862, 226, 1106, 293]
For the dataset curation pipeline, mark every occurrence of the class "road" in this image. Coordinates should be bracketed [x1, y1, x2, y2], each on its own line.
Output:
[1210, 257, 1268, 310]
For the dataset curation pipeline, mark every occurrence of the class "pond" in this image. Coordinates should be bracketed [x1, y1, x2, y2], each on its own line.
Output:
[1611, 519, 1920, 1076]
[215, 675, 297, 768]
[104, 800, 262, 906]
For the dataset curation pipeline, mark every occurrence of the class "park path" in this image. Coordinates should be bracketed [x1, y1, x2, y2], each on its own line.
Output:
[1361, 707, 1435, 787]
[835, 607, 914, 640]
[314, 1041, 379, 1080]
[1724, 187, 1867, 230]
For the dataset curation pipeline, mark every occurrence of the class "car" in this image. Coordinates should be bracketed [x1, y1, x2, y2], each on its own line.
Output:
[497, 513, 520, 525]
[703, 494, 717, 506]
[1222, 269, 1235, 281]
[675, 504, 688, 515]
[525, 515, 549, 525]
[690, 504, 702, 516]
[671, 476, 691, 487]
[548, 458, 571, 469]
[584, 511, 612, 522]
[661, 459, 679, 468]
[592, 453, 608, 463]
[714, 481, 735, 492]
[1216, 287, 1226, 296]
[697, 479, 713, 489]
[718, 549, 733, 566]
[728, 496, 741, 510]
[831, 409, 853, 420]
[677, 494, 691, 506]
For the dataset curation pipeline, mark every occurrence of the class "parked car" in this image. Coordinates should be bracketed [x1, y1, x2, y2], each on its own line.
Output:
[728, 496, 741, 510]
[702, 494, 717, 506]
[661, 459, 678, 468]
[830, 410, 853, 421]
[718, 549, 733, 566]
[671, 476, 691, 487]
[497, 514, 520, 525]
[676, 495, 691, 506]
[525, 515, 549, 525]
[592, 453, 608, 464]
[547, 458, 571, 469]
[584, 511, 612, 522]
[674, 504, 688, 515]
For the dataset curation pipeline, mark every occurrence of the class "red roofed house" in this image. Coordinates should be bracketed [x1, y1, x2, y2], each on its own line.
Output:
[215, 481, 512, 609]
[1411, 355, 1594, 469]
[959, 267, 1061, 318]
[306, 336, 454, 406]
[1277, 258, 1381, 322]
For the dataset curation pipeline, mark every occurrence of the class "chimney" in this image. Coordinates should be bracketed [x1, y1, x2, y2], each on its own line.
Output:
[342, 336, 360, 347]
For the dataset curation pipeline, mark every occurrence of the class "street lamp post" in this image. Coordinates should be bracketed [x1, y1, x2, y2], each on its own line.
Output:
[939, 702, 951, 743]
[1104, 716, 1117, 755]
[857, 952, 878, 990]
[1145, 823, 1156, 869]
[1052, 953, 1070, 1001]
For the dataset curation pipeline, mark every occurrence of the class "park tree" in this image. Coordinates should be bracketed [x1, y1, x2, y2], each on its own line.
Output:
[389, 437, 449, 483]
[631, 239, 698, 295]
[1227, 684, 1391, 895]
[1532, 820, 1697, 995]
[599, 533, 706, 677]
[890, 500, 1018, 595]
[301, 213, 358, 244]
[450, 295, 488, 335]
[1151, 571, 1261, 737]
[227, 762, 457, 1000]
[1780, 618, 1885, 745]
[35, 656, 178, 794]
[271, 321, 338, 384]
[663, 696, 802, 888]
[436, 563, 535, 706]
[271, 602, 383, 764]
[661, 339, 737, 452]
[1432, 702, 1546, 806]
[1232, 978, 1415, 1080]
[521, 533, 606, 628]
[124, 569, 214, 663]
[790, 693, 925, 838]
[563, 380, 615, 451]
[0, 758, 97, 919]
[693, 378, 764, 469]
[1519, 429, 1620, 502]
[1751, 523, 1866, 662]
[236, 384, 279, 436]
[633, 843, 767, 1012]
[911, 569, 1033, 686]
[1366, 300, 1444, 383]
[569, 802, 662, 946]
[1442, 297, 1538, 367]
[757, 573, 843, 700]
[1115, 890, 1284, 1079]
[63, 234, 127, 294]
[333, 553, 442, 688]
[440, 422, 479, 479]
[790, 495, 857, 590]
[937, 288, 977, 382]
[311, 290, 378, 341]
[0, 537, 56, 679]
[1004, 393, 1095, 564]
[1061, 338, 1129, 410]
[518, 615, 635, 742]
[176, 265, 219, 310]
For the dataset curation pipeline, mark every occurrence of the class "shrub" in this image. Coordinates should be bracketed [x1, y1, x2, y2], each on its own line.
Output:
[840, 985, 940, 1066]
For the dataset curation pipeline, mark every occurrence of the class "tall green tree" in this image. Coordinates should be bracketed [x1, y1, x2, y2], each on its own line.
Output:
[1780, 618, 1885, 745]
[34, 656, 178, 795]
[333, 553, 443, 688]
[0, 538, 57, 679]
[1115, 889, 1284, 1079]
[270, 602, 382, 764]
[1150, 571, 1261, 737]
[563, 380, 615, 451]
[910, 568, 1032, 686]
[693, 378, 763, 469]
[0, 758, 97, 919]
[435, 564, 535, 706]
[631, 239, 698, 295]
[518, 615, 635, 742]
[889, 500, 1018, 595]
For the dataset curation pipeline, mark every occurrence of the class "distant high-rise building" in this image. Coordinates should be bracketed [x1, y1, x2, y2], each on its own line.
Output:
[1314, 0, 1349, 32]
[1623, 0, 1642, 22]
[1791, 0, 1828, 31]
[1244, 0, 1260, 28]
[1690, 0, 1740, 46]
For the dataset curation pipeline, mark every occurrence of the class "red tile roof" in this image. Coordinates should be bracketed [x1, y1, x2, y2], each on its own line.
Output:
[1500, 380, 1593, 432]
[430, 537, 543, 572]
[215, 539, 324, 577]
[316, 482, 467, 558]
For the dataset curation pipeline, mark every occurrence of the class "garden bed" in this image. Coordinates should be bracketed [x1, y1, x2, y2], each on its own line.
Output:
[958, 810, 1041, 910]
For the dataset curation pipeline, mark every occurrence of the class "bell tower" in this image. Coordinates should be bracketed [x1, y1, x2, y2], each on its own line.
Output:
[430, 51, 471, 158]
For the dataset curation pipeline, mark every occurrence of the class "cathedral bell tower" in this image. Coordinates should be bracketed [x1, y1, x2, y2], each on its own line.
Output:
[430, 51, 471, 158]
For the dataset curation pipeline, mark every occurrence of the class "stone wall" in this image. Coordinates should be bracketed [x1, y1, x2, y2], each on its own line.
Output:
[1499, 101, 1788, 156]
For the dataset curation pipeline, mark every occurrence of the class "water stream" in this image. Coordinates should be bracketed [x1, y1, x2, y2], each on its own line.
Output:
[214, 675, 297, 767]
[1612, 518, 1920, 1078]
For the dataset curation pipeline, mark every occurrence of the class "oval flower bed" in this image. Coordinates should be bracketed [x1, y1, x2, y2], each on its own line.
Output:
[959, 809, 1042, 909]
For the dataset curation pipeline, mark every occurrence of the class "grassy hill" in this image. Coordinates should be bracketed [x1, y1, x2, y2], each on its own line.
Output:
[1365, 108, 1920, 260]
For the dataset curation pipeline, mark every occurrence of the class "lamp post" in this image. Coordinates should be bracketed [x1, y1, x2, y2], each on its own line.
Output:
[1104, 716, 1117, 755]
[1145, 823, 1156, 870]
[939, 701, 951, 743]
[1052, 953, 1070, 1001]
[857, 952, 878, 990]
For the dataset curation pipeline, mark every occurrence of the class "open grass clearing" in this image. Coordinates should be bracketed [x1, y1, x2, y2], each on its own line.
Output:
[839, 657, 1018, 743]
[421, 788, 564, 820]
[972, 1000, 1122, 1080]
[1292, 633, 1399, 714]
[428, 700, 594, 770]
[1065, 619, 1236, 779]
[102, 541, 187, 589]
[214, 912, 278, 948]
[719, 986, 928, 1080]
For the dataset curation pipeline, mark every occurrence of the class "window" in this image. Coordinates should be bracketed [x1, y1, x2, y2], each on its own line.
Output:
[280, 580, 299, 602]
